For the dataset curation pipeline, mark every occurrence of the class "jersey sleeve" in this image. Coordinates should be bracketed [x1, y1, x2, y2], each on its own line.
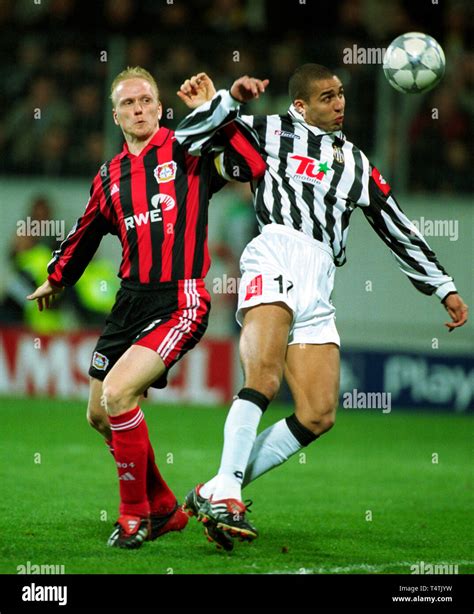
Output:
[175, 90, 265, 182]
[47, 175, 112, 287]
[361, 165, 457, 301]
[211, 119, 265, 183]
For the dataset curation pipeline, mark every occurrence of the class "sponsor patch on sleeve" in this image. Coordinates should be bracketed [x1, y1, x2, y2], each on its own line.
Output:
[371, 167, 391, 195]
[245, 275, 263, 301]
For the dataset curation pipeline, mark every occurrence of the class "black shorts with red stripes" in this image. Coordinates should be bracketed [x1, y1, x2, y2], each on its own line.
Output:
[88, 279, 210, 388]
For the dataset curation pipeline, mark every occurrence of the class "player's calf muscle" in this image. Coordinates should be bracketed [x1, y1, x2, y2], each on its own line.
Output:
[86, 378, 109, 435]
[87, 408, 110, 436]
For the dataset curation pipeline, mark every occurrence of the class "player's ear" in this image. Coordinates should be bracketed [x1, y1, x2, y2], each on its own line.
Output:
[112, 108, 120, 126]
[157, 101, 162, 121]
[293, 99, 306, 119]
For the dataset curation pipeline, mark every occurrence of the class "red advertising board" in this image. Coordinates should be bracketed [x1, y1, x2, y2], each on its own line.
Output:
[0, 327, 235, 404]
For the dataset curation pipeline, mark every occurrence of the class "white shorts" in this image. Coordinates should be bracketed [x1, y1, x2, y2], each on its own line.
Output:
[236, 225, 340, 346]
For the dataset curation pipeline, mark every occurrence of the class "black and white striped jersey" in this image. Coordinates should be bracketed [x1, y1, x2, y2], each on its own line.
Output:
[176, 91, 457, 301]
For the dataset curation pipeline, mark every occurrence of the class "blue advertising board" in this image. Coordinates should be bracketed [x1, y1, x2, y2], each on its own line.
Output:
[279, 349, 474, 412]
[341, 350, 473, 412]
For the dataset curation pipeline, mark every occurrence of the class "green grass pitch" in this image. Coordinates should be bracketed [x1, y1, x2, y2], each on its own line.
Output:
[0, 397, 472, 575]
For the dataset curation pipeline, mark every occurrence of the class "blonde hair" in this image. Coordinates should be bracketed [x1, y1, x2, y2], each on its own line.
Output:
[110, 66, 159, 105]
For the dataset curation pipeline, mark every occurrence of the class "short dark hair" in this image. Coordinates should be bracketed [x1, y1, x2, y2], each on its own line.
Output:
[289, 64, 335, 102]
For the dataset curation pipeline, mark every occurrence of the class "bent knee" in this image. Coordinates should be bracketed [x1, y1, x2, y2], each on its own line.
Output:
[313, 411, 336, 435]
[245, 374, 281, 401]
[298, 400, 338, 436]
[244, 364, 283, 401]
[102, 378, 138, 414]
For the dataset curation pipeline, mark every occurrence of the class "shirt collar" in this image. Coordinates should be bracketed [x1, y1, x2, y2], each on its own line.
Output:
[119, 126, 171, 159]
[288, 104, 345, 143]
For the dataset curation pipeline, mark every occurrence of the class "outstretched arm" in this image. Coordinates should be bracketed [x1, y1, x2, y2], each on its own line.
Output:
[46, 176, 112, 289]
[175, 73, 268, 156]
[26, 174, 112, 311]
[177, 72, 268, 109]
[176, 73, 268, 182]
[362, 166, 468, 331]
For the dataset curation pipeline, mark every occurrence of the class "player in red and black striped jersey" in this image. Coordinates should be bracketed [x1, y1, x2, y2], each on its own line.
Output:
[27, 66, 267, 549]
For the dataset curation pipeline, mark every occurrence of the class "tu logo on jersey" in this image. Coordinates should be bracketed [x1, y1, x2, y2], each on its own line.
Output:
[289, 155, 332, 185]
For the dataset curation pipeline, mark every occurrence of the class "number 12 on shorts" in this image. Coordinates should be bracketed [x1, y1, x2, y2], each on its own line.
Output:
[274, 275, 293, 294]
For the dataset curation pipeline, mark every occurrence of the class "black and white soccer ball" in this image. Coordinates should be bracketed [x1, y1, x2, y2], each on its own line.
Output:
[383, 32, 446, 94]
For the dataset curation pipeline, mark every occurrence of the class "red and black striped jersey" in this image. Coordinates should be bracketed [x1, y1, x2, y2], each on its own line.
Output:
[47, 98, 265, 287]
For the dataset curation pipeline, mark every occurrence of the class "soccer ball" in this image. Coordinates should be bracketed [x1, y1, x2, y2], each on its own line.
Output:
[383, 32, 445, 94]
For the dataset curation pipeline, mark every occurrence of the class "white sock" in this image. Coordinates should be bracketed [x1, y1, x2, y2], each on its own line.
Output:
[211, 398, 263, 502]
[202, 418, 305, 497]
[242, 419, 302, 487]
[200, 476, 218, 499]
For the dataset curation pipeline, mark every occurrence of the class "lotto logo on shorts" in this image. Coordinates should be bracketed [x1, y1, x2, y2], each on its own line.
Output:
[92, 351, 109, 371]
[245, 275, 263, 300]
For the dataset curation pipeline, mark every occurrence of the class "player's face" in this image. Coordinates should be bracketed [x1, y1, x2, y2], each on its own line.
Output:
[294, 76, 345, 132]
[112, 78, 162, 141]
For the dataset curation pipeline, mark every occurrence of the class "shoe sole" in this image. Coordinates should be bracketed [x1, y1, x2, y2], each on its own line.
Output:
[198, 511, 257, 542]
[185, 492, 235, 551]
[193, 509, 234, 551]
[203, 524, 234, 551]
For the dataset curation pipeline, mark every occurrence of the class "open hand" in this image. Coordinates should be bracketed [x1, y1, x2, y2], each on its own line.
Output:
[177, 72, 217, 109]
[230, 75, 269, 103]
[443, 293, 468, 332]
[27, 279, 63, 311]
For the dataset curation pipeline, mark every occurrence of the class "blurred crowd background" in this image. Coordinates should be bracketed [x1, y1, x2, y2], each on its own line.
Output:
[0, 0, 472, 333]
[0, 0, 472, 185]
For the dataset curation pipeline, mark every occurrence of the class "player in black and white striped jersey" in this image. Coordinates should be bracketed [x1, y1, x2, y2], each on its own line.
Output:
[177, 66, 468, 545]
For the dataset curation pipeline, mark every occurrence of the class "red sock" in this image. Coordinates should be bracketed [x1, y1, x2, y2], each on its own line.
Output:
[147, 441, 177, 516]
[109, 407, 150, 518]
[106, 435, 176, 515]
